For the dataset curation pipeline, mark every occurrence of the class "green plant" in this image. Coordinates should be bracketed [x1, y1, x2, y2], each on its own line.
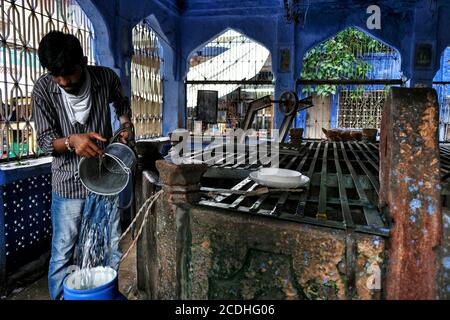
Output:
[301, 28, 390, 97]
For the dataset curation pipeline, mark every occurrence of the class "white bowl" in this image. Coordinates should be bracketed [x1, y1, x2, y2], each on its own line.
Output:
[249, 168, 310, 189]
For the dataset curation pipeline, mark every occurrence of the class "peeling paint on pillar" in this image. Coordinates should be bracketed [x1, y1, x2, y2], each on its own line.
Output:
[380, 88, 442, 300]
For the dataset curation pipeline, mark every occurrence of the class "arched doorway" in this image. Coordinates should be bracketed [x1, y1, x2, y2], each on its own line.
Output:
[186, 29, 273, 134]
[433, 47, 450, 142]
[0, 0, 96, 160]
[298, 27, 403, 139]
[131, 20, 164, 140]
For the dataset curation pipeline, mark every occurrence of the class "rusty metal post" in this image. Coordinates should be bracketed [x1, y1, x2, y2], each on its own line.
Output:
[380, 87, 442, 300]
[151, 160, 208, 299]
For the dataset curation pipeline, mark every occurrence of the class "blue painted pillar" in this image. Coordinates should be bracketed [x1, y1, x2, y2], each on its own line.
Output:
[177, 60, 188, 130]
[330, 94, 339, 129]
[159, 30, 181, 135]
[410, 1, 440, 87]
[295, 61, 307, 132]
[273, 16, 296, 131]
[162, 77, 186, 135]
[163, 41, 186, 135]
[111, 19, 133, 132]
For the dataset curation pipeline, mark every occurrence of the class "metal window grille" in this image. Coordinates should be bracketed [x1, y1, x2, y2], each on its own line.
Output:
[131, 21, 164, 139]
[0, 0, 95, 161]
[186, 30, 274, 133]
[338, 89, 387, 129]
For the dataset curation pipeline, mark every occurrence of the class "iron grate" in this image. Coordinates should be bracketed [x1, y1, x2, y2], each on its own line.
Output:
[190, 140, 450, 237]
[196, 141, 387, 236]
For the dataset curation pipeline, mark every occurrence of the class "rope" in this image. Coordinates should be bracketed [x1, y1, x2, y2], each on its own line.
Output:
[119, 190, 160, 242]
[120, 190, 162, 262]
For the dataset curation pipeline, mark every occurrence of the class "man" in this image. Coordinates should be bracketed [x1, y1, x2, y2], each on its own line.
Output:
[32, 31, 132, 300]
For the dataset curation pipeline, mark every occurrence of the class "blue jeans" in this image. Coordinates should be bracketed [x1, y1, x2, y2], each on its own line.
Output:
[48, 192, 122, 300]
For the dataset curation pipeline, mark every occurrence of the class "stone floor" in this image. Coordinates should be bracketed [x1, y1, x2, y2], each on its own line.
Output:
[6, 234, 139, 300]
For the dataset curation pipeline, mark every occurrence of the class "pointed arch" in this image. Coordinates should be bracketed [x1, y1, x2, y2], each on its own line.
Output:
[302, 26, 402, 62]
[298, 27, 403, 138]
[76, 0, 113, 67]
[186, 27, 273, 75]
[185, 28, 274, 133]
[301, 27, 402, 85]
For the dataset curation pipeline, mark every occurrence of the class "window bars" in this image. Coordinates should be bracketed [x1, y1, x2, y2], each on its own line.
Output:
[338, 89, 387, 129]
[131, 21, 164, 140]
[0, 0, 95, 161]
[298, 27, 403, 132]
[186, 30, 274, 134]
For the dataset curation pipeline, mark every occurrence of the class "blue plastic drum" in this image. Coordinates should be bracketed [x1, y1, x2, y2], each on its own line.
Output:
[63, 267, 124, 300]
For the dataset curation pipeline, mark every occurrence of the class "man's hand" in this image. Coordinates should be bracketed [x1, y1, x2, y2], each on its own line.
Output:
[70, 132, 107, 158]
[118, 115, 132, 145]
[118, 130, 129, 144]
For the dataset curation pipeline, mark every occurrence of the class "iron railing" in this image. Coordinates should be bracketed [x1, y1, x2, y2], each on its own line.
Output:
[131, 20, 164, 139]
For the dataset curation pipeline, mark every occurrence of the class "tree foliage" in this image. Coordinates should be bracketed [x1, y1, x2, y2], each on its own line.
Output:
[301, 28, 390, 97]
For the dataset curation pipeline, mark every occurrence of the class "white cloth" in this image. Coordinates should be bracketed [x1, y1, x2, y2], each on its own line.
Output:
[59, 71, 92, 125]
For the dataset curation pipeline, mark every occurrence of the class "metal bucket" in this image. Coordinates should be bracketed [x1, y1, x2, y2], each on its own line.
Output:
[78, 143, 137, 196]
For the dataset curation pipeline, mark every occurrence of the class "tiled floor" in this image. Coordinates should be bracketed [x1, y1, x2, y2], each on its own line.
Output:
[7, 234, 139, 300]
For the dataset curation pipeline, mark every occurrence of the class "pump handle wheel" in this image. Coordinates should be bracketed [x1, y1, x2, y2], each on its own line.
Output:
[279, 91, 299, 116]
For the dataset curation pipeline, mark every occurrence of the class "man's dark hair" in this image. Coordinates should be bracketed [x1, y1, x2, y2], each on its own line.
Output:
[38, 31, 85, 76]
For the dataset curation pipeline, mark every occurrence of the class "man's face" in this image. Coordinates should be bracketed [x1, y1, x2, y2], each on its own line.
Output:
[51, 64, 84, 95]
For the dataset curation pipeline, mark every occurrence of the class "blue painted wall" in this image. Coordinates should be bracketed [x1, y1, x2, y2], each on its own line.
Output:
[434, 48, 450, 82]
[0, 161, 52, 293]
[74, 0, 450, 134]
[432, 47, 450, 140]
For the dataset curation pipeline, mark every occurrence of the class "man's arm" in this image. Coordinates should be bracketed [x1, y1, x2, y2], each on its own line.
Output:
[52, 133, 106, 157]
[32, 91, 62, 155]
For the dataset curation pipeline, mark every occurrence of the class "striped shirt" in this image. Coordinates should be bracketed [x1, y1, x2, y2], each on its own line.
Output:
[32, 66, 132, 199]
